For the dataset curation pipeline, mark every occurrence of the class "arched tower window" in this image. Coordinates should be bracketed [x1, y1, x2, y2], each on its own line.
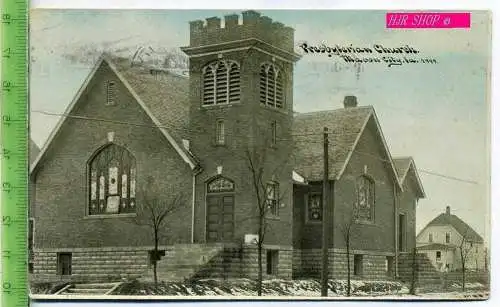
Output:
[88, 144, 136, 215]
[202, 60, 240, 105]
[355, 175, 375, 222]
[260, 63, 284, 108]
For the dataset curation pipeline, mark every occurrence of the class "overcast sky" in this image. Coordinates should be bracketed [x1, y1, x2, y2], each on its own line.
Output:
[30, 9, 491, 242]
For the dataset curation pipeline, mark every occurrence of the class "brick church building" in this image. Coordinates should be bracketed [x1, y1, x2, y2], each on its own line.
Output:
[29, 11, 425, 282]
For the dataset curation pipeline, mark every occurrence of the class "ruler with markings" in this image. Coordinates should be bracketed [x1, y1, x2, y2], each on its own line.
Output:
[1, 0, 29, 306]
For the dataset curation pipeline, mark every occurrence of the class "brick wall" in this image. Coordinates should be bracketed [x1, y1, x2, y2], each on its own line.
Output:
[399, 178, 418, 252]
[188, 44, 295, 246]
[33, 248, 149, 282]
[32, 62, 194, 250]
[295, 116, 399, 253]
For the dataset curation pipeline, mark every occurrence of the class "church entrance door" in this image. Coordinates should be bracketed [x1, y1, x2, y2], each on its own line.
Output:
[206, 194, 234, 242]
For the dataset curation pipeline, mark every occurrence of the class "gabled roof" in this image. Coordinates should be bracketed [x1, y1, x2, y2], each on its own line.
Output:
[30, 55, 198, 175]
[393, 156, 426, 198]
[292, 106, 401, 188]
[422, 212, 484, 243]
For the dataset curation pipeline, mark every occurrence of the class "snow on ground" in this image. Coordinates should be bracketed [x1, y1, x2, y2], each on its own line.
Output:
[113, 278, 417, 297]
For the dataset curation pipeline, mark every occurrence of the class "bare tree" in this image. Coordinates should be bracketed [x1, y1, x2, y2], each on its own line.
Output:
[243, 141, 291, 296]
[336, 202, 358, 297]
[458, 230, 474, 292]
[135, 176, 186, 288]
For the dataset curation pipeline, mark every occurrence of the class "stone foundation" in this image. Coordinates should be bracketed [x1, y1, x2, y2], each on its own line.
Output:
[32, 245, 294, 282]
[33, 246, 394, 282]
[298, 249, 394, 280]
[32, 248, 149, 282]
[241, 246, 293, 279]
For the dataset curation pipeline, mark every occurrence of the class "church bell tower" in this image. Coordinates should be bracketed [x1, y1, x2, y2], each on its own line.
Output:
[181, 11, 301, 245]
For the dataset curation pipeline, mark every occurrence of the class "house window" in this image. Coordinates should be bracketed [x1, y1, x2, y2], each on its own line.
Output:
[88, 144, 136, 215]
[266, 182, 279, 217]
[266, 250, 279, 275]
[260, 63, 284, 108]
[429, 233, 433, 243]
[386, 256, 394, 277]
[202, 60, 240, 105]
[354, 254, 363, 276]
[436, 251, 441, 261]
[215, 120, 225, 145]
[106, 81, 116, 105]
[445, 232, 450, 243]
[355, 176, 375, 222]
[57, 253, 72, 276]
[271, 121, 277, 146]
[306, 193, 322, 222]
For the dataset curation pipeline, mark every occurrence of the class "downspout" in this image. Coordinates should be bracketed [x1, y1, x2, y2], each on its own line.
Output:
[394, 183, 399, 278]
[191, 166, 203, 244]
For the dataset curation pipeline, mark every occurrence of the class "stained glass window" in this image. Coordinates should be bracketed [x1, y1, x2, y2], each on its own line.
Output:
[266, 182, 279, 217]
[202, 60, 240, 105]
[88, 144, 136, 215]
[307, 193, 322, 222]
[207, 176, 234, 193]
[355, 176, 375, 222]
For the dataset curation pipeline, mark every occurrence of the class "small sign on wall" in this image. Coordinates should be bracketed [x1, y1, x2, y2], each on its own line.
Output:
[245, 234, 259, 244]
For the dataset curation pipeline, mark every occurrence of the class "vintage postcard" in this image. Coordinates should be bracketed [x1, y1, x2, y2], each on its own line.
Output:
[28, 9, 491, 300]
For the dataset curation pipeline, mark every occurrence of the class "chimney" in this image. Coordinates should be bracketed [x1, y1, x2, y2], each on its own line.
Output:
[446, 206, 451, 215]
[343, 95, 358, 108]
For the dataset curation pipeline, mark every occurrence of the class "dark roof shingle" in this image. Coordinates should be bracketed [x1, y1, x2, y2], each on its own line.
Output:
[292, 107, 372, 181]
[111, 57, 190, 145]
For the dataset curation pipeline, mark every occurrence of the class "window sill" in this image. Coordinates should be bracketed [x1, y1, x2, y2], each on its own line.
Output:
[84, 213, 137, 219]
[260, 104, 289, 114]
[200, 102, 242, 110]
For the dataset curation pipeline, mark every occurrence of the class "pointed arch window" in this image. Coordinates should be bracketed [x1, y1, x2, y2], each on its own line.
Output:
[260, 63, 284, 108]
[88, 144, 136, 215]
[355, 175, 375, 222]
[202, 60, 240, 105]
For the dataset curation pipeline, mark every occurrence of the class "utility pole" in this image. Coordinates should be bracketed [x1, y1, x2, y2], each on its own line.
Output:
[321, 127, 329, 297]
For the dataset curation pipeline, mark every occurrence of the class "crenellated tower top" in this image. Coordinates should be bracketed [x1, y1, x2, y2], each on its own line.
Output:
[188, 10, 295, 53]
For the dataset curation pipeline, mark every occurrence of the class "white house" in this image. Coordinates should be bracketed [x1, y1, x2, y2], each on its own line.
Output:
[416, 206, 485, 272]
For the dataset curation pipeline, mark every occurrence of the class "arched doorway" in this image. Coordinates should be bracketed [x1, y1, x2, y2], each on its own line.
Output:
[206, 176, 235, 242]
